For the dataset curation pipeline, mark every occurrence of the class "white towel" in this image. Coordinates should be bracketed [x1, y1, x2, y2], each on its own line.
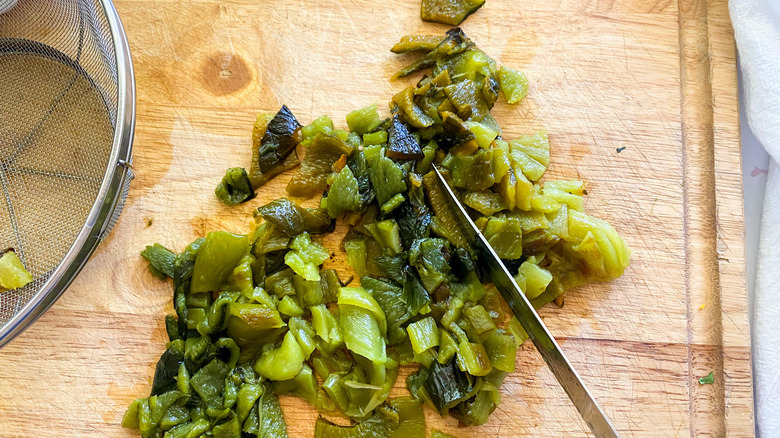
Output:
[729, 0, 780, 435]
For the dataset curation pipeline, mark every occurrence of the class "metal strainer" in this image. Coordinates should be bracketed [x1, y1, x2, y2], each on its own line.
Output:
[0, 0, 135, 346]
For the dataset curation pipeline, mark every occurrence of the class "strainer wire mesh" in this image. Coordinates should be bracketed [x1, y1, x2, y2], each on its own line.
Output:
[0, 0, 133, 342]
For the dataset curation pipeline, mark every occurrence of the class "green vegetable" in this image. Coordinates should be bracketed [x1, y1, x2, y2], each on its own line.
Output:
[483, 329, 517, 372]
[391, 34, 443, 53]
[347, 103, 383, 135]
[215, 167, 256, 206]
[140, 244, 176, 280]
[698, 371, 715, 385]
[420, 0, 486, 26]
[0, 250, 33, 290]
[498, 66, 529, 104]
[422, 358, 475, 412]
[288, 133, 354, 198]
[363, 130, 388, 146]
[387, 116, 424, 160]
[326, 166, 363, 218]
[256, 198, 333, 237]
[257, 383, 289, 437]
[364, 220, 403, 255]
[255, 105, 302, 174]
[285, 232, 329, 281]
[344, 236, 369, 278]
[128, 27, 633, 436]
[406, 317, 439, 355]
[255, 331, 305, 381]
[191, 232, 249, 293]
[369, 153, 407, 206]
[314, 404, 398, 438]
[339, 287, 388, 364]
[431, 430, 456, 438]
[250, 107, 302, 188]
[363, 277, 412, 346]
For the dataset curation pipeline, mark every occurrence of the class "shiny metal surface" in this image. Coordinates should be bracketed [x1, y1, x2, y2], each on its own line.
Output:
[432, 165, 620, 438]
[0, 0, 135, 347]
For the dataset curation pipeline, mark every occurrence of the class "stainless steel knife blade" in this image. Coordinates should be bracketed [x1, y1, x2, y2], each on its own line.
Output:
[431, 165, 620, 438]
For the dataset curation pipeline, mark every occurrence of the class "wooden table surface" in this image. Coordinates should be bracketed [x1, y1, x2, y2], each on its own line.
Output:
[0, 0, 754, 436]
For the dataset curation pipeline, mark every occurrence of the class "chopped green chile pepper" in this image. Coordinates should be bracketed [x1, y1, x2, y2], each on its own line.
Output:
[273, 363, 318, 403]
[278, 295, 304, 317]
[265, 268, 296, 298]
[415, 141, 437, 174]
[456, 340, 492, 376]
[440, 111, 478, 156]
[339, 286, 388, 337]
[314, 405, 399, 438]
[387, 116, 424, 159]
[392, 87, 435, 129]
[255, 331, 305, 381]
[326, 166, 363, 218]
[483, 329, 517, 372]
[215, 167, 256, 206]
[409, 238, 452, 293]
[420, 0, 485, 26]
[438, 330, 458, 364]
[141, 244, 176, 280]
[251, 222, 290, 257]
[391, 34, 443, 53]
[475, 215, 523, 259]
[442, 149, 495, 192]
[369, 153, 407, 206]
[462, 190, 505, 216]
[191, 231, 249, 293]
[498, 66, 529, 104]
[463, 304, 496, 334]
[514, 260, 553, 299]
[343, 236, 369, 277]
[463, 121, 498, 149]
[362, 277, 412, 346]
[319, 269, 342, 303]
[285, 232, 329, 281]
[363, 130, 388, 146]
[422, 358, 475, 412]
[339, 287, 388, 364]
[249, 113, 298, 188]
[257, 383, 289, 437]
[255, 105, 302, 174]
[380, 193, 405, 215]
[225, 302, 285, 347]
[293, 274, 324, 307]
[255, 198, 333, 237]
[346, 103, 383, 135]
[287, 133, 353, 198]
[388, 397, 426, 438]
[444, 80, 489, 122]
[407, 317, 439, 355]
[431, 430, 456, 438]
[301, 115, 334, 142]
[364, 219, 403, 255]
[310, 304, 344, 351]
[127, 26, 634, 435]
[394, 28, 473, 79]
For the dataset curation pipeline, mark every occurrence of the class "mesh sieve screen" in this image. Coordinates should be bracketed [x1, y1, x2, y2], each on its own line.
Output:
[0, 0, 119, 325]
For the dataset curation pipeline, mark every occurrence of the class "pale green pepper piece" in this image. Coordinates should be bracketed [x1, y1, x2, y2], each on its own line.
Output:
[191, 231, 249, 293]
[255, 331, 305, 381]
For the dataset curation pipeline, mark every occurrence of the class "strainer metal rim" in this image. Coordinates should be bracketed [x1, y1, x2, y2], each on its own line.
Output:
[0, 0, 135, 347]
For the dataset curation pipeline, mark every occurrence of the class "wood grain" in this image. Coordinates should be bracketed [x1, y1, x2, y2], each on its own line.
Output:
[0, 0, 753, 436]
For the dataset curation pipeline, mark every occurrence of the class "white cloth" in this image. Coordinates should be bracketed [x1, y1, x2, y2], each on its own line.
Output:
[729, 0, 780, 435]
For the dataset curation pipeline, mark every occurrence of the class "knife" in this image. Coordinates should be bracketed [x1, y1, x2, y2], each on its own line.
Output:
[431, 165, 620, 438]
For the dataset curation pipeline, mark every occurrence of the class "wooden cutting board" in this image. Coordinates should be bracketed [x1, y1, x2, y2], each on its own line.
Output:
[0, 0, 754, 436]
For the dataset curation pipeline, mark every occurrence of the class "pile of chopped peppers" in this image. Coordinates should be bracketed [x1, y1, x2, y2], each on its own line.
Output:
[126, 28, 630, 437]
